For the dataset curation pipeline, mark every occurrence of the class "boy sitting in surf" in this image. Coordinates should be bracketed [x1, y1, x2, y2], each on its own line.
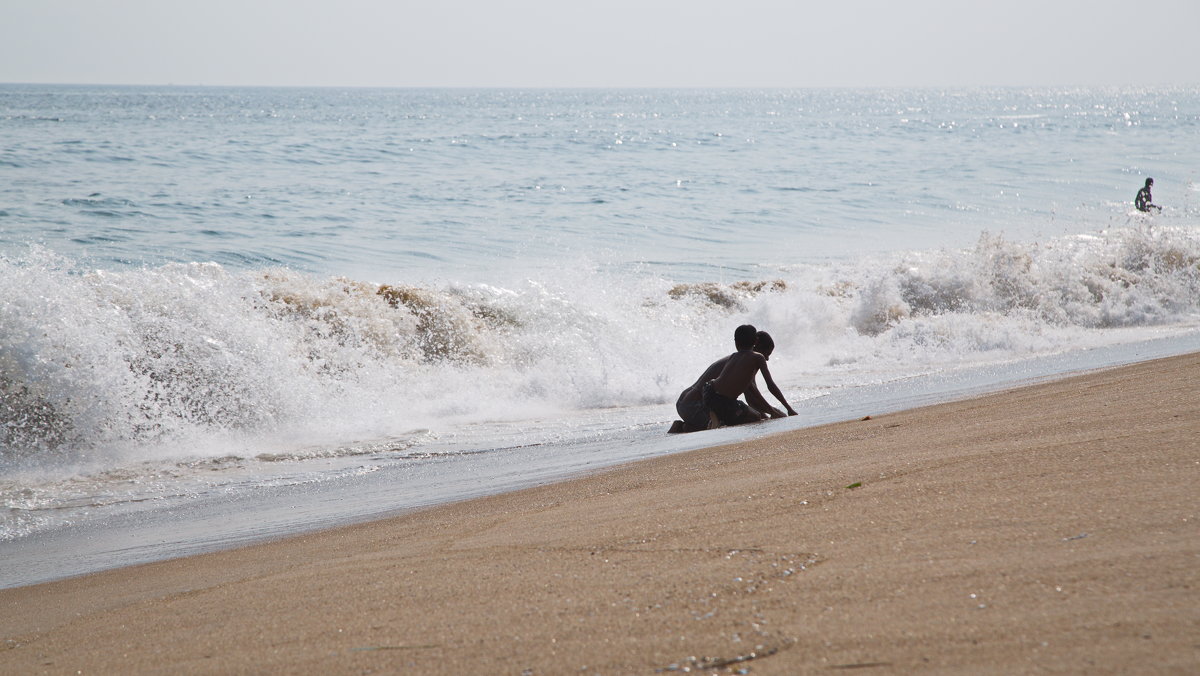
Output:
[670, 329, 791, 432]
[702, 324, 797, 429]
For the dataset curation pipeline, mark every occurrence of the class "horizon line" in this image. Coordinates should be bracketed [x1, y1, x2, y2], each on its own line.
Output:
[3, 80, 1197, 91]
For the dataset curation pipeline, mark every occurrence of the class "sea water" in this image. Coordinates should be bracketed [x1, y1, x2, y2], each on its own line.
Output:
[2, 85, 1199, 587]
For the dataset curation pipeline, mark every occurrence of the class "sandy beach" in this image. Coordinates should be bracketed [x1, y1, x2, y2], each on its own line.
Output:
[2, 353, 1197, 675]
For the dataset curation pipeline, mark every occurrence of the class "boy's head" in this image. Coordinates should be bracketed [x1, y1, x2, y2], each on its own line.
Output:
[734, 324, 757, 350]
[755, 331, 775, 360]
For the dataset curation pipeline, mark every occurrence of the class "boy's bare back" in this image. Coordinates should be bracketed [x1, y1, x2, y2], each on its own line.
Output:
[712, 349, 766, 398]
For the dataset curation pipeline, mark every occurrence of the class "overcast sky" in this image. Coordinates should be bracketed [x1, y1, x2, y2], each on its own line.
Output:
[2, 0, 1197, 88]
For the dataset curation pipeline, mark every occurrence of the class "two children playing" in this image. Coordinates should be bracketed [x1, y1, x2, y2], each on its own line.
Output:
[670, 324, 796, 433]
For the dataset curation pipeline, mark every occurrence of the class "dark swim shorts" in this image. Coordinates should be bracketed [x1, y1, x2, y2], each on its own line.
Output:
[676, 390, 710, 431]
[702, 380, 753, 427]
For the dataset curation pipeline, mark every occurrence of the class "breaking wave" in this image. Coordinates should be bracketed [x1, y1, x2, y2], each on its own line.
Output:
[2, 223, 1199, 473]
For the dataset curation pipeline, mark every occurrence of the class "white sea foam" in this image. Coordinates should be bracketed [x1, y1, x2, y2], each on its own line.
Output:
[4, 224, 1198, 480]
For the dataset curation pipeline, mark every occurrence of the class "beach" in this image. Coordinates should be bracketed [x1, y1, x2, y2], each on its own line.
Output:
[1, 352, 1196, 674]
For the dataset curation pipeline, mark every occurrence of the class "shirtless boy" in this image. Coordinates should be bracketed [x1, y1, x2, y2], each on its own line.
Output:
[670, 325, 796, 432]
[702, 324, 797, 428]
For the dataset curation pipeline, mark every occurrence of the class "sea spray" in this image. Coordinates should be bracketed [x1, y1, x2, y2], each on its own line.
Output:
[845, 227, 1200, 334]
[0, 249, 715, 470]
[5, 224, 1199, 472]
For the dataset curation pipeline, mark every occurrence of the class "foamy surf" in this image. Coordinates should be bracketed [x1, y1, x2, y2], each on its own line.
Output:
[3, 223, 1199, 546]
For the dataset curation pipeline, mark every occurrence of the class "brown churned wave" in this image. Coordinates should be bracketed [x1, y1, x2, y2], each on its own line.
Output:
[375, 283, 502, 365]
[666, 279, 788, 310]
[259, 272, 520, 366]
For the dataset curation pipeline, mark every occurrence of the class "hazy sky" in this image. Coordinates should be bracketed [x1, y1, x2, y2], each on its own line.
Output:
[2, 0, 1197, 88]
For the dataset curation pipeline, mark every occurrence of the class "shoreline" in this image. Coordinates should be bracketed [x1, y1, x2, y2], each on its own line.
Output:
[2, 352, 1198, 673]
[6, 331, 1199, 591]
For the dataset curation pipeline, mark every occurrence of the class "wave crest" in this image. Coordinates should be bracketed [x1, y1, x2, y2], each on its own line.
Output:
[2, 224, 1198, 468]
[850, 228, 1200, 335]
[667, 279, 788, 310]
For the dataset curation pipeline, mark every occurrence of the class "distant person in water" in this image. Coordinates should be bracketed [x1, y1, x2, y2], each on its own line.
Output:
[669, 326, 796, 433]
[1135, 178, 1162, 213]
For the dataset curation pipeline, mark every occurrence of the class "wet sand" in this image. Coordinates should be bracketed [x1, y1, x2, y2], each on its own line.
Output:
[2, 353, 1198, 674]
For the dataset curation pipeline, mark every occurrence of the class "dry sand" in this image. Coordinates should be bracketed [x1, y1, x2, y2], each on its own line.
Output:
[2, 353, 1198, 675]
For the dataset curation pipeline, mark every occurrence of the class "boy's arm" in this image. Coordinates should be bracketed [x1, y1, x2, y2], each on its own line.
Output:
[759, 360, 798, 416]
[743, 381, 785, 418]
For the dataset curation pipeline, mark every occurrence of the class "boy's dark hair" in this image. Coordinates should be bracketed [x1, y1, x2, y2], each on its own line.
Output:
[755, 331, 774, 355]
[734, 324, 757, 350]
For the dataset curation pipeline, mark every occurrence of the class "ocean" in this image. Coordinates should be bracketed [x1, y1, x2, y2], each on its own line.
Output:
[2, 85, 1199, 587]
